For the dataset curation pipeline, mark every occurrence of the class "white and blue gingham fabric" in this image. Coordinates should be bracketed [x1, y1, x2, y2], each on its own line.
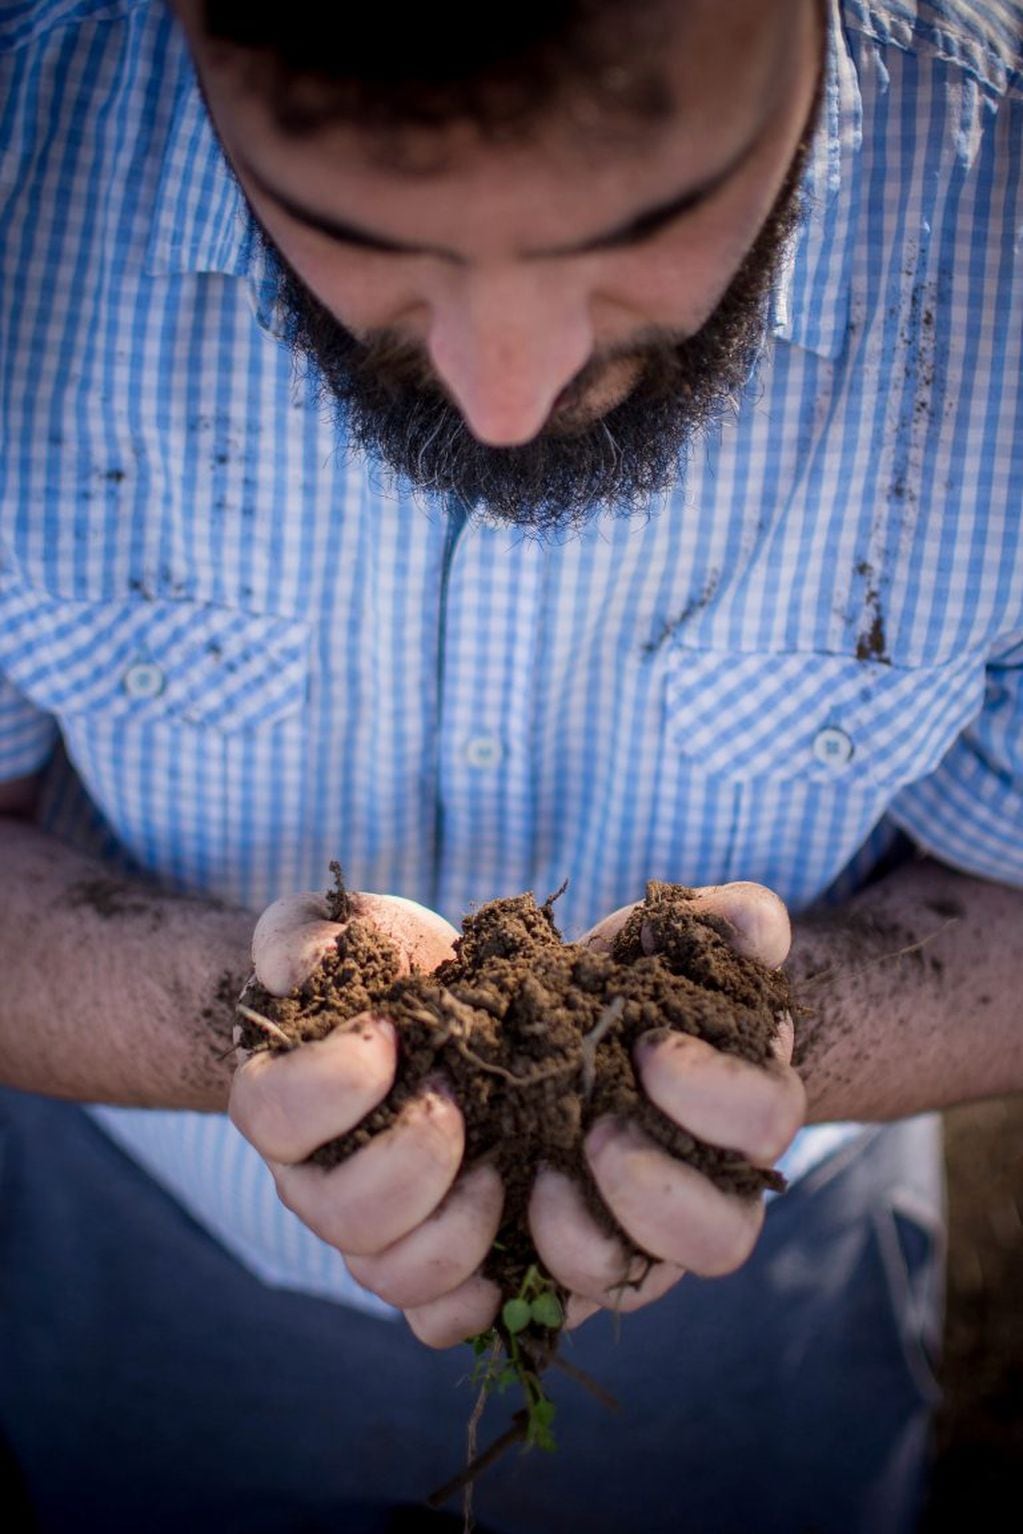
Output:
[1, 0, 1021, 1310]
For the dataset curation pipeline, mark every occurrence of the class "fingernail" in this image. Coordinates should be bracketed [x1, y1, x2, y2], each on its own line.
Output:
[368, 1015, 396, 1044]
[633, 1027, 671, 1065]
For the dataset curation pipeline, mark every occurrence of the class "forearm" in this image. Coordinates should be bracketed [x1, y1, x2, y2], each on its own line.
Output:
[0, 815, 252, 1110]
[789, 856, 1023, 1122]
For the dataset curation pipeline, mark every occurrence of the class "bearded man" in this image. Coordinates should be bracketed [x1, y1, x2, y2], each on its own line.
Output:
[0, 1, 1020, 1530]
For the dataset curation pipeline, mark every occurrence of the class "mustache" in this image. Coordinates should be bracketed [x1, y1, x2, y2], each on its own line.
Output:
[342, 325, 693, 440]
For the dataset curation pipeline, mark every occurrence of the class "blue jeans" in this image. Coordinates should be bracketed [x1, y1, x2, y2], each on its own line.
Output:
[0, 1088, 943, 1534]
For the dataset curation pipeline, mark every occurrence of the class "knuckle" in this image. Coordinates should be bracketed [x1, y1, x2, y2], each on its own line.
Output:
[309, 1191, 378, 1256]
[747, 1073, 805, 1161]
[550, 1256, 613, 1303]
[272, 1163, 378, 1256]
[229, 1066, 301, 1161]
[406, 1094, 465, 1174]
[404, 1311, 457, 1349]
[699, 1205, 763, 1277]
[343, 1252, 414, 1306]
[608, 1260, 685, 1313]
[334, 1032, 394, 1100]
[404, 1281, 500, 1348]
[564, 1296, 601, 1330]
[269, 1167, 340, 1245]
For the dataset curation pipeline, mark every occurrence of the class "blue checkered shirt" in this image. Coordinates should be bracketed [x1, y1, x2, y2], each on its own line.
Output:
[2, 0, 1021, 1310]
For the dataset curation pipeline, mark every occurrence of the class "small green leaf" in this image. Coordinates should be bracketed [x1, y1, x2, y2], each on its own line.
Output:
[526, 1397, 557, 1452]
[496, 1367, 518, 1393]
[502, 1297, 531, 1334]
[529, 1292, 563, 1329]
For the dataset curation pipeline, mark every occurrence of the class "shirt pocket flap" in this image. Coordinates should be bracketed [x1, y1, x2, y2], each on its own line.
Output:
[663, 648, 985, 789]
[0, 579, 308, 731]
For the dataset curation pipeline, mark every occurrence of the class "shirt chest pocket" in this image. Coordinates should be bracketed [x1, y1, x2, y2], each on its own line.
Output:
[1, 578, 311, 895]
[652, 647, 989, 904]
[0, 579, 309, 734]
[662, 647, 986, 791]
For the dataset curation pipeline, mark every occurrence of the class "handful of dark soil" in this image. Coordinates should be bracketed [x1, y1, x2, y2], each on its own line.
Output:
[237, 873, 791, 1497]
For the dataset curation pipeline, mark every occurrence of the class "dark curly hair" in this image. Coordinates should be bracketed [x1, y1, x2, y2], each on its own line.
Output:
[201, 1, 674, 138]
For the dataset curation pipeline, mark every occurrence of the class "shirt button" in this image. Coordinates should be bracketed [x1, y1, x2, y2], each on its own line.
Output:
[122, 661, 165, 700]
[464, 735, 503, 769]
[812, 725, 854, 769]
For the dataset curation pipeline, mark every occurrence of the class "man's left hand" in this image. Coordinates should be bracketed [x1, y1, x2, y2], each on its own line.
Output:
[525, 882, 806, 1324]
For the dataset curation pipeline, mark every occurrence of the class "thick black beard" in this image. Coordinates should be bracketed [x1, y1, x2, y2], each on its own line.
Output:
[269, 163, 805, 534]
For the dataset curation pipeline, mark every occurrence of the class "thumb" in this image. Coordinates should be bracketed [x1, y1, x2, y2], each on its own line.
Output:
[681, 882, 791, 969]
[251, 889, 460, 998]
[252, 890, 341, 997]
[581, 882, 791, 970]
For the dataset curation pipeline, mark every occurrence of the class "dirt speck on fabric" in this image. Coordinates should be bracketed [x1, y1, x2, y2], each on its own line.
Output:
[854, 561, 891, 664]
[643, 571, 721, 657]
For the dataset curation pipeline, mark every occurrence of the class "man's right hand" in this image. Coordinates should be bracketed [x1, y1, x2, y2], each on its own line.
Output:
[229, 890, 510, 1339]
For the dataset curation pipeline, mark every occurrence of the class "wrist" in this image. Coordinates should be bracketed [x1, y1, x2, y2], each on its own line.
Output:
[0, 815, 252, 1110]
[786, 857, 1023, 1121]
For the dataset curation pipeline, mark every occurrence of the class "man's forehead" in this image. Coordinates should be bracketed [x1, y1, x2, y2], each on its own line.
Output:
[180, 0, 800, 170]
[184, 0, 806, 264]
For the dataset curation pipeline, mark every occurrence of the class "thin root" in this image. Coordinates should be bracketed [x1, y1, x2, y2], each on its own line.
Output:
[580, 996, 625, 1099]
[462, 1337, 501, 1533]
[235, 1003, 294, 1049]
[549, 1354, 621, 1414]
[428, 1411, 529, 1510]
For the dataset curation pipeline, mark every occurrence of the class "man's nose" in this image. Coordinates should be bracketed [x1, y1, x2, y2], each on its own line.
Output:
[426, 271, 594, 447]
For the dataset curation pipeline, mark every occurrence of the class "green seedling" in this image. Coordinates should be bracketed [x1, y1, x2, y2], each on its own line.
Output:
[468, 1263, 564, 1453]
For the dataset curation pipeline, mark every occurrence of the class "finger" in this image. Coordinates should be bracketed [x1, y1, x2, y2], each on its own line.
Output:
[270, 1089, 464, 1256]
[635, 1032, 805, 1166]
[353, 893, 459, 973]
[586, 1118, 765, 1276]
[564, 1294, 601, 1330]
[530, 1168, 684, 1310]
[343, 1164, 504, 1309]
[252, 890, 342, 995]
[229, 1013, 396, 1162]
[582, 884, 791, 969]
[404, 1273, 502, 1349]
[684, 882, 792, 969]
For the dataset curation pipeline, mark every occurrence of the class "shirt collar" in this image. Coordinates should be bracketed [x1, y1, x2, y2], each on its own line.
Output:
[770, 0, 864, 360]
[144, 22, 259, 280]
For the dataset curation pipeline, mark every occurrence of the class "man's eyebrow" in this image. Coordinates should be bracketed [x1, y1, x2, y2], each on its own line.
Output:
[237, 132, 760, 263]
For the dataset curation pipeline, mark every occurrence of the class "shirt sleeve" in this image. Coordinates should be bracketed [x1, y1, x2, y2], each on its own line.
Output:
[888, 635, 1023, 887]
[0, 673, 58, 782]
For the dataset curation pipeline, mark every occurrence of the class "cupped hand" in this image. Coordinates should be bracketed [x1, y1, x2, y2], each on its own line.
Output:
[230, 888, 510, 1341]
[528, 882, 805, 1318]
[230, 881, 804, 1349]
